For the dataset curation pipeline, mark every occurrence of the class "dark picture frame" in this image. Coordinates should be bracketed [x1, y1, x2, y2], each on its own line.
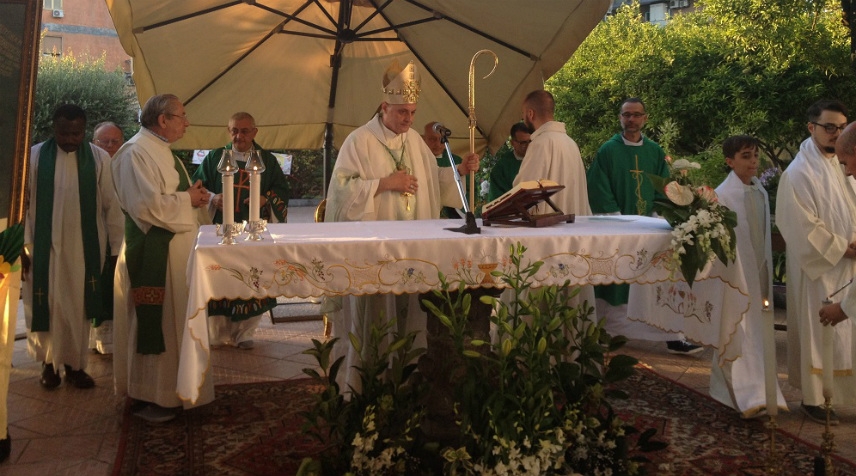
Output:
[0, 0, 40, 228]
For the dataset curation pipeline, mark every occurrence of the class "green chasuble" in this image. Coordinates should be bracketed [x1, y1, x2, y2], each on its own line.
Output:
[31, 139, 105, 332]
[435, 150, 467, 219]
[192, 142, 290, 224]
[191, 142, 289, 320]
[123, 154, 190, 354]
[488, 148, 522, 202]
[586, 133, 670, 305]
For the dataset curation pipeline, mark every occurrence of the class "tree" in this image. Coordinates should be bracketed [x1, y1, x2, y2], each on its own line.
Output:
[550, 0, 856, 176]
[33, 52, 139, 143]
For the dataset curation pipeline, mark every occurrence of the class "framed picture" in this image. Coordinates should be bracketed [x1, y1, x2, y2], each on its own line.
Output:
[0, 0, 40, 229]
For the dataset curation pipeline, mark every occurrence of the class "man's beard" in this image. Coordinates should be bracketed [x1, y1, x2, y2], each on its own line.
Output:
[824, 145, 836, 154]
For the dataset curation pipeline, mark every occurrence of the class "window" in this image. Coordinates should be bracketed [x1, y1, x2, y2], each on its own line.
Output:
[43, 0, 63, 10]
[42, 36, 62, 57]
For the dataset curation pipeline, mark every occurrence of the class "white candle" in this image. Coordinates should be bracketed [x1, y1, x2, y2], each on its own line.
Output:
[761, 300, 777, 416]
[222, 174, 234, 227]
[822, 321, 834, 399]
[249, 172, 260, 223]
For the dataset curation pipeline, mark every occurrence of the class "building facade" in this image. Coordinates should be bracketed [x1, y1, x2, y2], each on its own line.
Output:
[610, 0, 697, 26]
[40, 0, 131, 78]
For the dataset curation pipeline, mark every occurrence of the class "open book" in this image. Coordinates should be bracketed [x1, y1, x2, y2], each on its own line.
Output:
[482, 179, 560, 216]
[482, 179, 574, 227]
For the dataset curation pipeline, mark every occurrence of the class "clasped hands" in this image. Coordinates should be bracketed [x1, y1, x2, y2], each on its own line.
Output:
[819, 301, 849, 327]
[843, 241, 856, 259]
[188, 180, 210, 208]
[379, 152, 481, 195]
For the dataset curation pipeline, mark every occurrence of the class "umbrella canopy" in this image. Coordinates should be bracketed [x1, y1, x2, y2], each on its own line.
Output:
[106, 0, 609, 155]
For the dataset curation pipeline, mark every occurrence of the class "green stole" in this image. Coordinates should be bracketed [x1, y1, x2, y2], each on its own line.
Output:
[123, 154, 189, 354]
[31, 139, 103, 332]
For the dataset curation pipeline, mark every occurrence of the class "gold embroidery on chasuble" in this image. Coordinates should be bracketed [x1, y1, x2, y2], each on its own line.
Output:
[132, 286, 166, 305]
[630, 155, 646, 216]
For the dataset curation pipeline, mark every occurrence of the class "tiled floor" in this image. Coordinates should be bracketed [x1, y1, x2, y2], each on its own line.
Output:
[2, 208, 854, 475]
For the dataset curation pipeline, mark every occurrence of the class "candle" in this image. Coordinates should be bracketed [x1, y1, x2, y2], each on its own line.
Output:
[761, 300, 777, 416]
[222, 174, 234, 227]
[249, 173, 260, 223]
[245, 150, 265, 224]
[822, 320, 834, 399]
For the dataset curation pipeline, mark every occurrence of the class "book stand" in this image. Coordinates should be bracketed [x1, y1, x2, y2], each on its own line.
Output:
[482, 184, 574, 227]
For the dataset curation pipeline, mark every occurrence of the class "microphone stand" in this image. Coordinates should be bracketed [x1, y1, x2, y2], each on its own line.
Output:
[441, 135, 480, 235]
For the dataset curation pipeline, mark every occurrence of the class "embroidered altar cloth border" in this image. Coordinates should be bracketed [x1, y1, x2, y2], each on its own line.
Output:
[178, 216, 749, 403]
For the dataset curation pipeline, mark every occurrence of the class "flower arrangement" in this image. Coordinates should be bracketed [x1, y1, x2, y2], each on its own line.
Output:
[648, 159, 737, 286]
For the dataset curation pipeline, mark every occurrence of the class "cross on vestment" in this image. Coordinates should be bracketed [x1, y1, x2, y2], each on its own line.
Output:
[88, 275, 98, 291]
[34, 288, 45, 306]
[629, 154, 647, 216]
[233, 170, 251, 213]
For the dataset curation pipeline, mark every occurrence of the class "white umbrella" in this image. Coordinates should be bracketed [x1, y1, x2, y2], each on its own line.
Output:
[107, 0, 608, 157]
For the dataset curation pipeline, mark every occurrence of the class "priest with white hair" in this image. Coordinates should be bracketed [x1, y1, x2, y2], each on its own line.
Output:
[324, 60, 480, 390]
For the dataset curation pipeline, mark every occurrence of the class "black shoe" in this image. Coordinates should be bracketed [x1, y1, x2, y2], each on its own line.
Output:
[801, 403, 839, 425]
[40, 363, 61, 389]
[666, 340, 704, 355]
[63, 365, 95, 389]
[0, 429, 10, 463]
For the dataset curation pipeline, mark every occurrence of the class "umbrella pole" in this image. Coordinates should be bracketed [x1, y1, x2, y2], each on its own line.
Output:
[467, 50, 498, 211]
[323, 122, 333, 199]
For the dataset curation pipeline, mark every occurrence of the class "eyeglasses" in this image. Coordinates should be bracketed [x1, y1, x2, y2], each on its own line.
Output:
[811, 122, 846, 134]
[620, 112, 647, 119]
[229, 128, 256, 135]
[166, 113, 188, 120]
[512, 139, 531, 145]
[95, 139, 122, 146]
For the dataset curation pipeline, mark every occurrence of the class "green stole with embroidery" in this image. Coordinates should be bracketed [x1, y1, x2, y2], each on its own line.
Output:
[123, 154, 189, 354]
[31, 139, 104, 331]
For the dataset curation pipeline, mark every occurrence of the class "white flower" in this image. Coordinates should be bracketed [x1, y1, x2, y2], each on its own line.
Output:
[696, 185, 717, 203]
[671, 158, 701, 171]
[665, 181, 694, 206]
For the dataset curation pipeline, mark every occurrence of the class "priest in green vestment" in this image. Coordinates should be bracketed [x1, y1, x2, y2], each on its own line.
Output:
[191, 112, 290, 349]
[422, 121, 467, 218]
[112, 93, 215, 422]
[488, 122, 532, 202]
[22, 104, 125, 391]
[586, 98, 701, 354]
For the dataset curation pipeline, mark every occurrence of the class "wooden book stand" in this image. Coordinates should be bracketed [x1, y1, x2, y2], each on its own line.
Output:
[482, 180, 575, 227]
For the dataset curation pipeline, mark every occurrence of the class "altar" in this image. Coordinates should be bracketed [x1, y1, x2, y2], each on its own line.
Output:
[177, 216, 749, 404]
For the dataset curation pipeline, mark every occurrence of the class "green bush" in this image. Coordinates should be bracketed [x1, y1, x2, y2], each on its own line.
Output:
[33, 52, 138, 143]
[300, 245, 658, 475]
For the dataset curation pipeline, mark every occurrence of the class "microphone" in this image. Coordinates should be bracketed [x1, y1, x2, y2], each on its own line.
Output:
[433, 122, 452, 137]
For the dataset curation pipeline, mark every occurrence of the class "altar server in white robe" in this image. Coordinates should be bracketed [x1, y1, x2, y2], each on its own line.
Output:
[324, 60, 480, 390]
[112, 94, 215, 422]
[776, 100, 856, 425]
[22, 104, 124, 390]
[513, 89, 595, 313]
[708, 135, 786, 418]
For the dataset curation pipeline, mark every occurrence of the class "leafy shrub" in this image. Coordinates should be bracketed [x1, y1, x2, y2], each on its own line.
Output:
[300, 244, 660, 475]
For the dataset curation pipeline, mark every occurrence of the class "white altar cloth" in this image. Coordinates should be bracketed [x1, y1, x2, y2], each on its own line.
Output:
[177, 216, 749, 403]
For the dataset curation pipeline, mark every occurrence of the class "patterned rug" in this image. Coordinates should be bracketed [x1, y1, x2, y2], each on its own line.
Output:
[112, 379, 326, 476]
[613, 366, 856, 475]
[113, 371, 856, 476]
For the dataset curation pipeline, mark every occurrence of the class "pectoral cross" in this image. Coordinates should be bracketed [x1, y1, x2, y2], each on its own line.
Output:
[34, 288, 45, 306]
[89, 275, 98, 291]
[630, 154, 646, 215]
[398, 164, 412, 211]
